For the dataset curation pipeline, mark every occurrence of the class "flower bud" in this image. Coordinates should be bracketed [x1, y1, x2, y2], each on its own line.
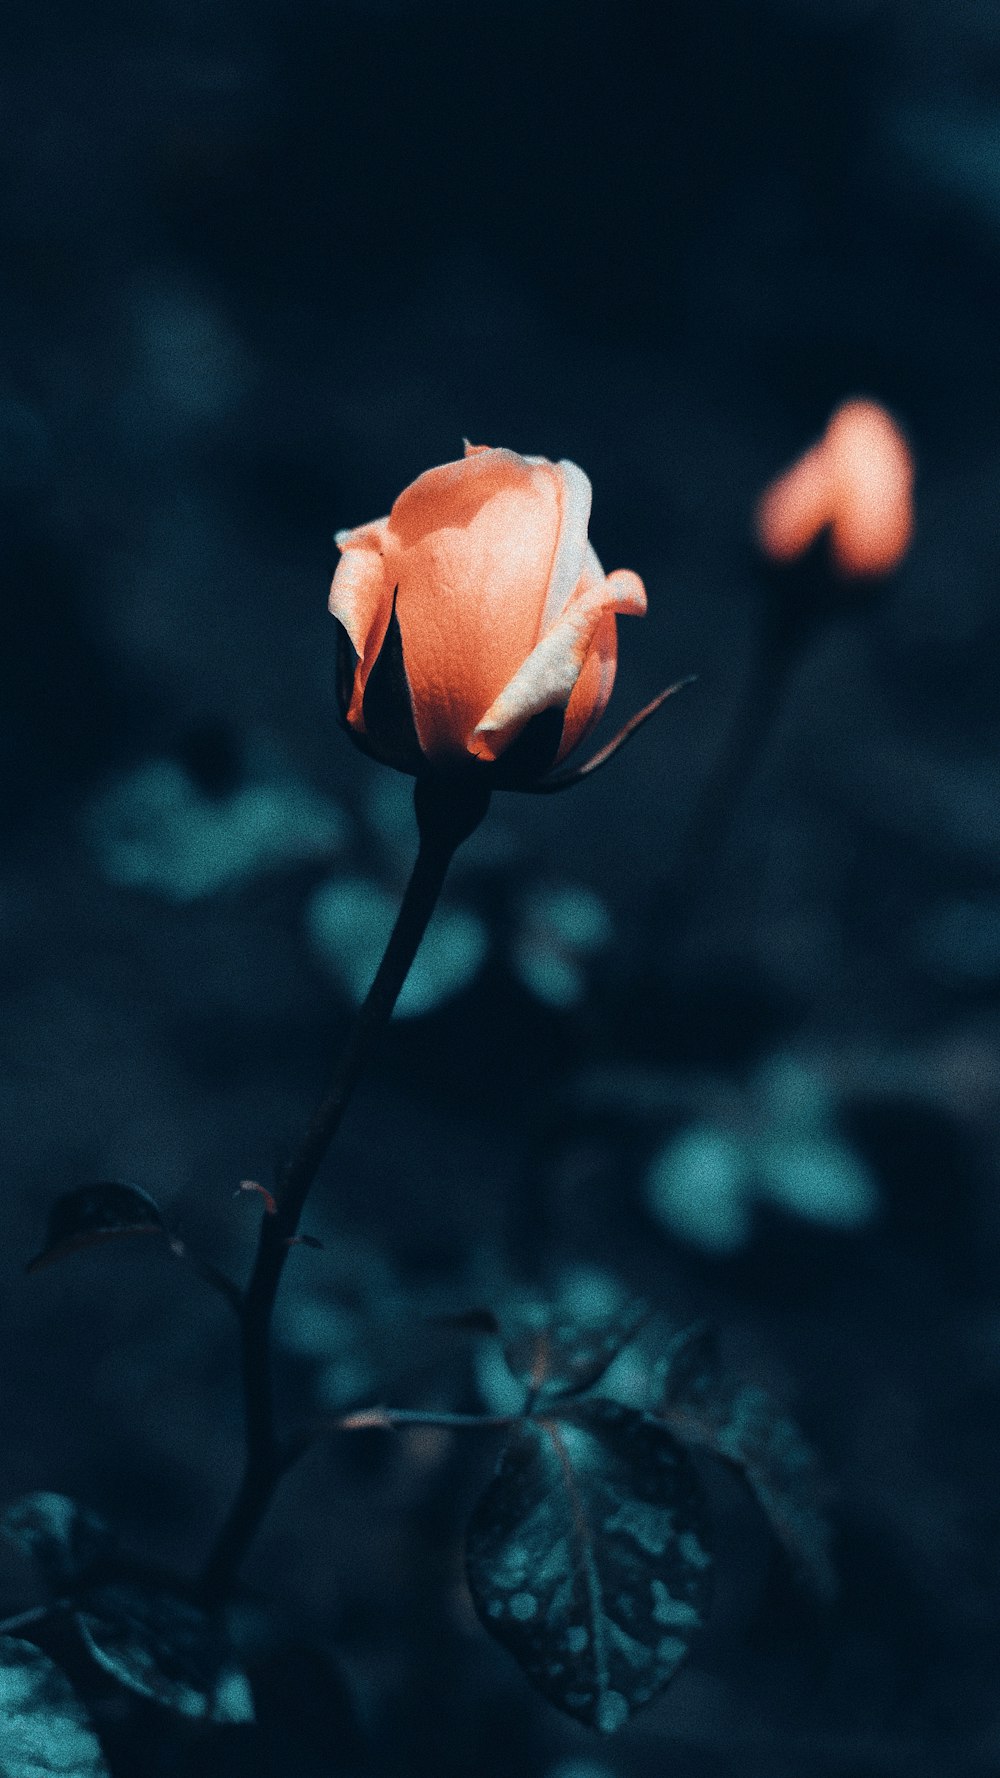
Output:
[329, 443, 646, 788]
[756, 399, 914, 577]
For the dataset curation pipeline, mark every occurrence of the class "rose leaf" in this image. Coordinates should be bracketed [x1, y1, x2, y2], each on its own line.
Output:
[0, 1636, 109, 1778]
[73, 1582, 254, 1724]
[0, 1494, 116, 1591]
[501, 1300, 651, 1403]
[658, 1324, 836, 1601]
[26, 1183, 167, 1275]
[466, 1398, 712, 1733]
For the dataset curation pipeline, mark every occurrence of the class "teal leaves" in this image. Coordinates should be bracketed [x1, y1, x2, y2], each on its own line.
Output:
[73, 1582, 254, 1724]
[275, 1231, 421, 1413]
[466, 1301, 701, 1728]
[645, 1052, 878, 1253]
[306, 772, 616, 1017]
[0, 1637, 109, 1778]
[25, 1181, 241, 1316]
[466, 1401, 711, 1734]
[510, 882, 612, 1009]
[307, 878, 487, 1018]
[0, 1495, 254, 1732]
[86, 734, 618, 1020]
[657, 1323, 836, 1601]
[501, 1299, 650, 1405]
[0, 1495, 115, 1592]
[461, 1293, 833, 1729]
[647, 1126, 751, 1254]
[85, 757, 348, 902]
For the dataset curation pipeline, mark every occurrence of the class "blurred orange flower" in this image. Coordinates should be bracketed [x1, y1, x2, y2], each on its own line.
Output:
[756, 398, 914, 577]
[329, 443, 647, 785]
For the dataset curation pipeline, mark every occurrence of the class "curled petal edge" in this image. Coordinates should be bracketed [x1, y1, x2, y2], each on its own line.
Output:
[471, 568, 647, 763]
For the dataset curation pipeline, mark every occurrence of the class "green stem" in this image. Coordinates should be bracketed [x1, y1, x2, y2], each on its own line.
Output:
[200, 775, 490, 1603]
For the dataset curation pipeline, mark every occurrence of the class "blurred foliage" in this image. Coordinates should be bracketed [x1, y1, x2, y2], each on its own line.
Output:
[510, 883, 613, 1010]
[85, 734, 620, 1020]
[307, 877, 488, 1018]
[85, 753, 348, 902]
[0, 1636, 109, 1778]
[0, 1494, 116, 1592]
[634, 1054, 879, 1254]
[74, 1582, 254, 1723]
[275, 1228, 416, 1411]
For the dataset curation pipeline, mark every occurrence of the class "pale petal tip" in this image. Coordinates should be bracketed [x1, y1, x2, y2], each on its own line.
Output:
[606, 568, 648, 616]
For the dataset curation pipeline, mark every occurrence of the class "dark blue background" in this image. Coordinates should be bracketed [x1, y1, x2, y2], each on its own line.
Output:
[1, 2, 999, 1774]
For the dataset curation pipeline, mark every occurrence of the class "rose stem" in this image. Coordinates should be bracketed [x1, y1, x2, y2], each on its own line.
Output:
[200, 774, 491, 1604]
[664, 547, 837, 932]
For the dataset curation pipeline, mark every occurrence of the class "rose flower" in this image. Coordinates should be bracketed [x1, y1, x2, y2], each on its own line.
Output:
[329, 443, 648, 789]
[756, 398, 914, 577]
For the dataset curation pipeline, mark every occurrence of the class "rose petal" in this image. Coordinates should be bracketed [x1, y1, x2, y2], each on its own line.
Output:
[472, 560, 646, 762]
[554, 543, 618, 760]
[755, 446, 832, 563]
[558, 608, 618, 762]
[388, 444, 541, 548]
[328, 520, 394, 726]
[388, 447, 564, 758]
[825, 400, 913, 576]
[532, 458, 593, 631]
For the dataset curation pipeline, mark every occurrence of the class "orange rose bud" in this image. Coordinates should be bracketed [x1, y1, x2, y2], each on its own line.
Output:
[329, 443, 647, 788]
[756, 398, 914, 578]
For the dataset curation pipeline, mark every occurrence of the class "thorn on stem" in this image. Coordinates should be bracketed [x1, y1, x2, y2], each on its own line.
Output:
[235, 1180, 277, 1216]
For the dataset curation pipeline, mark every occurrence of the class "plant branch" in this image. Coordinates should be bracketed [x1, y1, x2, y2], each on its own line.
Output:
[332, 1406, 515, 1432]
[199, 775, 491, 1603]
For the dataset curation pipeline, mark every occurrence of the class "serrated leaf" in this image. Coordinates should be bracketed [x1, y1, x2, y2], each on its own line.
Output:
[658, 1342, 835, 1602]
[0, 1494, 116, 1590]
[74, 1582, 254, 1724]
[466, 1399, 712, 1734]
[0, 1636, 109, 1778]
[27, 1184, 166, 1275]
[502, 1301, 651, 1403]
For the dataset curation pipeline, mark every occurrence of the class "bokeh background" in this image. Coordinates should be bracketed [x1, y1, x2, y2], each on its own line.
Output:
[2, 0, 1000, 1773]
